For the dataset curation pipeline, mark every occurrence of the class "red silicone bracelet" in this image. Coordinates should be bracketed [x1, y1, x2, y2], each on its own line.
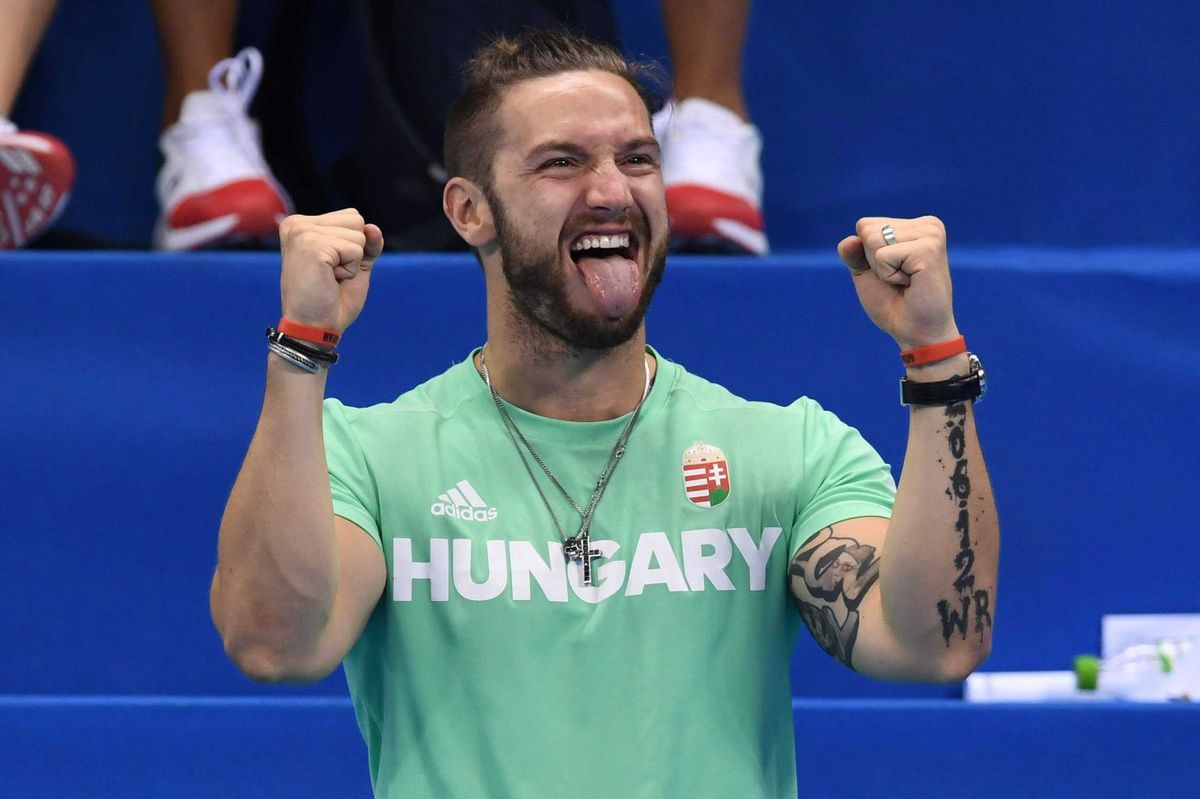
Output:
[278, 318, 340, 347]
[900, 335, 966, 366]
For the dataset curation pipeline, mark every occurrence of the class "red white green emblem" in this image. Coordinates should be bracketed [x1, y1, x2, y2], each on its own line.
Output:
[682, 442, 731, 507]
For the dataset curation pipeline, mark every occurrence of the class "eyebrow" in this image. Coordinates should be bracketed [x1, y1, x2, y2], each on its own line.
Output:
[525, 137, 662, 162]
[622, 137, 661, 154]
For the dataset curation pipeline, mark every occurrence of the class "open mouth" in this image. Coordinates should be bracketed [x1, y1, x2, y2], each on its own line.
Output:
[566, 230, 643, 319]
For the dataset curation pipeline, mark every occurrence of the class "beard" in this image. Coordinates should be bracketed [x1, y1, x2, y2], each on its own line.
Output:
[488, 189, 667, 352]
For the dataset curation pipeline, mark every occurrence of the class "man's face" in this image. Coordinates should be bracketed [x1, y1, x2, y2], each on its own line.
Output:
[483, 70, 669, 350]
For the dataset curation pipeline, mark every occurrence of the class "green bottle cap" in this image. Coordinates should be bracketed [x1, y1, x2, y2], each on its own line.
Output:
[1075, 655, 1100, 691]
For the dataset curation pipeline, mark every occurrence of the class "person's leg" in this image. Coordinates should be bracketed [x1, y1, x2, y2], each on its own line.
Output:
[147, 0, 291, 250]
[655, 0, 766, 255]
[0, 0, 59, 118]
[147, 0, 238, 128]
[659, 0, 750, 121]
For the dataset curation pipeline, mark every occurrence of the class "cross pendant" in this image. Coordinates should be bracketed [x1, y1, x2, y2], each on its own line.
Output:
[563, 534, 603, 586]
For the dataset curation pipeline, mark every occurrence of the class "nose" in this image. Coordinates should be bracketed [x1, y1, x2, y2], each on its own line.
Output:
[584, 160, 633, 216]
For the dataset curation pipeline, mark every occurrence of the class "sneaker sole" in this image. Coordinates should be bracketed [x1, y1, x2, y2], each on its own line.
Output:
[155, 213, 242, 251]
[711, 218, 768, 255]
[668, 218, 769, 256]
[155, 211, 284, 251]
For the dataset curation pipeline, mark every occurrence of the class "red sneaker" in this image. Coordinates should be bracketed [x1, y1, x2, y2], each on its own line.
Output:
[0, 120, 76, 249]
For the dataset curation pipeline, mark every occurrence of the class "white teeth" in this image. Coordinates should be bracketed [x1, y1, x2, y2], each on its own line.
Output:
[571, 233, 633, 252]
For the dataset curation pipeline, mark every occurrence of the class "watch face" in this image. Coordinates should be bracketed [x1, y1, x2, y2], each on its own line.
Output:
[968, 353, 987, 400]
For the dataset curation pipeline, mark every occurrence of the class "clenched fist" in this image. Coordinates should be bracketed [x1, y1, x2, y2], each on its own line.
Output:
[278, 209, 384, 333]
[837, 215, 960, 350]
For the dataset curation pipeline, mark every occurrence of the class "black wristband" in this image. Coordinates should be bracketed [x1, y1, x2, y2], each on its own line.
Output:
[266, 328, 340, 365]
[899, 353, 986, 406]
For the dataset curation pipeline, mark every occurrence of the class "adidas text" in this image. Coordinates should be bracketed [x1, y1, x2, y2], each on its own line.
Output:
[430, 503, 498, 522]
[431, 480, 498, 522]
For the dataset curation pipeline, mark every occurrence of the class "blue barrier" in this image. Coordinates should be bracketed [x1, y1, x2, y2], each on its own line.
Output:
[1, 696, 1195, 798]
[0, 696, 370, 798]
[1, 250, 1197, 699]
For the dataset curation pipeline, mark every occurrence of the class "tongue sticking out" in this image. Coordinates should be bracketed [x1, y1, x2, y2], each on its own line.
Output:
[575, 254, 642, 319]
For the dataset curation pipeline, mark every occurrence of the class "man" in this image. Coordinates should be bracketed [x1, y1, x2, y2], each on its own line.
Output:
[211, 31, 998, 798]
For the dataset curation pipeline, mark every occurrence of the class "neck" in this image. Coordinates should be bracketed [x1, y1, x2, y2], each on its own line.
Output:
[477, 333, 653, 422]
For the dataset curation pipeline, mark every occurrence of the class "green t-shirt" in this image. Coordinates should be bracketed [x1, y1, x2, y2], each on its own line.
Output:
[324, 348, 895, 798]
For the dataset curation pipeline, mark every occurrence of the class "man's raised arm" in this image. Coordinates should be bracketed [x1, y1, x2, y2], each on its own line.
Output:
[211, 210, 387, 683]
[790, 216, 998, 683]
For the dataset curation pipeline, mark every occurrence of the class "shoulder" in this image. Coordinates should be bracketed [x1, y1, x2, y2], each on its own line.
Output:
[659, 354, 834, 423]
[654, 355, 877, 469]
[324, 355, 479, 428]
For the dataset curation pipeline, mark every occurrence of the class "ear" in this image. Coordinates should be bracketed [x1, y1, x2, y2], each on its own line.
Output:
[443, 177, 496, 248]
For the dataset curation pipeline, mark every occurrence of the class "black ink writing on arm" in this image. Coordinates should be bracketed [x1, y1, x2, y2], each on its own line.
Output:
[937, 403, 992, 645]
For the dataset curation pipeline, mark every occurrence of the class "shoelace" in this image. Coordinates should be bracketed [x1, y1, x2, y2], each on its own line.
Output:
[207, 47, 268, 169]
[207, 47, 264, 120]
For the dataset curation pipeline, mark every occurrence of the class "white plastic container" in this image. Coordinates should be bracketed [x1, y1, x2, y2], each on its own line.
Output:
[1075, 638, 1197, 701]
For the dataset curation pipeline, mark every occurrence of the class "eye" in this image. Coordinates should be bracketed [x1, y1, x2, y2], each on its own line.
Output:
[540, 157, 576, 170]
[625, 153, 657, 166]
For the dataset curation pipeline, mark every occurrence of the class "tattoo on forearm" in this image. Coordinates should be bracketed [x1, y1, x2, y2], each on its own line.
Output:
[789, 527, 881, 670]
[936, 402, 993, 645]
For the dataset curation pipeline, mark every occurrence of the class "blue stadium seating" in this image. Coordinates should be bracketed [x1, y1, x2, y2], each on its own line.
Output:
[1, 250, 1197, 795]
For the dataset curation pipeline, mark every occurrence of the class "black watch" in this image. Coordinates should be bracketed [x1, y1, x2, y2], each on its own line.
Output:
[899, 353, 986, 406]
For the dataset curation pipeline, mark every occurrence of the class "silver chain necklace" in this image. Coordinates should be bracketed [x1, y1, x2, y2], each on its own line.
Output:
[478, 348, 651, 586]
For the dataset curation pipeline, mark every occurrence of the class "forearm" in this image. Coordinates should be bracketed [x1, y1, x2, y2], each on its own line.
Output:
[212, 355, 339, 678]
[879, 354, 998, 677]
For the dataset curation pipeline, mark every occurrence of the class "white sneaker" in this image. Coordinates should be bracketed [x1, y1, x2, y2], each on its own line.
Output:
[653, 97, 768, 255]
[155, 47, 292, 250]
[0, 117, 76, 249]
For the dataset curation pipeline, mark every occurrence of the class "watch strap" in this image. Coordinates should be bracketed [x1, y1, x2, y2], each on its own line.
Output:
[899, 370, 982, 406]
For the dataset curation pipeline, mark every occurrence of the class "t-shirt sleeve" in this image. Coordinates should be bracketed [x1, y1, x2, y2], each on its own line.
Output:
[323, 399, 383, 551]
[788, 397, 896, 560]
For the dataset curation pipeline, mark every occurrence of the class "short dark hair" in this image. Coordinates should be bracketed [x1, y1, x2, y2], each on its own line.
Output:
[444, 30, 660, 190]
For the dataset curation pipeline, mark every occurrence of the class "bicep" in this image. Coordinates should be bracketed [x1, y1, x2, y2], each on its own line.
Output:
[789, 516, 914, 678]
[306, 516, 387, 678]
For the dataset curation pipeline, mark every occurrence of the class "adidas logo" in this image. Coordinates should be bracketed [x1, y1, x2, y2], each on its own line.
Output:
[430, 480, 498, 522]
